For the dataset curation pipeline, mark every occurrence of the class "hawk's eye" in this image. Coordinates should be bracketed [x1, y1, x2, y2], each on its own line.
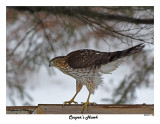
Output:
[54, 60, 57, 64]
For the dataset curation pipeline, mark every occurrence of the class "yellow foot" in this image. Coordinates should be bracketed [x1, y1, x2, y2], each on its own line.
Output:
[81, 102, 96, 105]
[81, 102, 96, 114]
[63, 99, 78, 107]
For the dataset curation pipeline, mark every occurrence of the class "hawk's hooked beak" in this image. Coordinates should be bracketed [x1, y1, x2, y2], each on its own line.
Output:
[49, 60, 52, 67]
[49, 59, 56, 67]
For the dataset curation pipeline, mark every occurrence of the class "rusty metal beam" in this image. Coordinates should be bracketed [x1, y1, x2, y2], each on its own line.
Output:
[6, 104, 154, 114]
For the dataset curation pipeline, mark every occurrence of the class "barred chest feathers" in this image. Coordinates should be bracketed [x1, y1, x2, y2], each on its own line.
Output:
[59, 65, 103, 94]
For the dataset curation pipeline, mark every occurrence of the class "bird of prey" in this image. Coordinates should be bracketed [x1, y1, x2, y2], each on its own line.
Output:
[49, 44, 145, 113]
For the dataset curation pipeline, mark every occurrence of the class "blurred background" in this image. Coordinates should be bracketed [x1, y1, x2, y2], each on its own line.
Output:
[6, 6, 154, 106]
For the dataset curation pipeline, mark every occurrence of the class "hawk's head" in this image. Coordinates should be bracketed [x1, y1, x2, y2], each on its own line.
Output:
[49, 56, 66, 68]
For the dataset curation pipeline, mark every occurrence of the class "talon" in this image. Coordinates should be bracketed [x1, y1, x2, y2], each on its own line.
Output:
[63, 99, 78, 107]
[81, 102, 88, 113]
[81, 102, 95, 105]
[73, 101, 78, 104]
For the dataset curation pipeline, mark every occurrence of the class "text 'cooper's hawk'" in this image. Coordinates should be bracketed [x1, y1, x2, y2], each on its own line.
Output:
[49, 44, 145, 113]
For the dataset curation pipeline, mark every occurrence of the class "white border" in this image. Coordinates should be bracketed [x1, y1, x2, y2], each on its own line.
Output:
[154, 1, 160, 118]
[2, 0, 155, 6]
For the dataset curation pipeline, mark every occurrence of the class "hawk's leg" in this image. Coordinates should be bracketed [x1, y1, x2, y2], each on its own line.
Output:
[81, 92, 91, 114]
[63, 82, 82, 107]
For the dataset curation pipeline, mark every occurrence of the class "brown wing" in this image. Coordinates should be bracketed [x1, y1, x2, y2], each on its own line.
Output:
[66, 49, 106, 69]
[67, 44, 144, 69]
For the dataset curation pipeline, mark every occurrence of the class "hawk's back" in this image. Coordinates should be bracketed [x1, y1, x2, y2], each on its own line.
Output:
[66, 44, 145, 69]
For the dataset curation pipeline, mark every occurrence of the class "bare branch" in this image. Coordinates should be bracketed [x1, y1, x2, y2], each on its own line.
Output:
[8, 7, 154, 24]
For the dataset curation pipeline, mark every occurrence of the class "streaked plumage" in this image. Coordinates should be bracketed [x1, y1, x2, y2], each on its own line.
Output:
[49, 43, 145, 113]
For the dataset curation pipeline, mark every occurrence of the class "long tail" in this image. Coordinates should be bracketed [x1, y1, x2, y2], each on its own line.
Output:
[107, 43, 145, 62]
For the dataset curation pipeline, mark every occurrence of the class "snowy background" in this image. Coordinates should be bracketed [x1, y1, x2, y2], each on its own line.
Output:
[6, 7, 154, 106]
[6, 42, 154, 106]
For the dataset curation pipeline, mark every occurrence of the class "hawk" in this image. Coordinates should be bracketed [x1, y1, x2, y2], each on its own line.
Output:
[49, 44, 145, 113]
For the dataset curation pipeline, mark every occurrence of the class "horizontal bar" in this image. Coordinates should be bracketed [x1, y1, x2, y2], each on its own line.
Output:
[6, 104, 154, 114]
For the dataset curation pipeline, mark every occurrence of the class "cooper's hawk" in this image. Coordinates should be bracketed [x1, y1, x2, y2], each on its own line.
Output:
[49, 44, 145, 113]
